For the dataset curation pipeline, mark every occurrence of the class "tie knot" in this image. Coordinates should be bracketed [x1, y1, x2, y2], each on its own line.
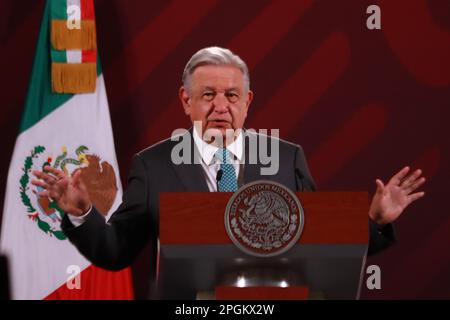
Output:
[215, 148, 232, 164]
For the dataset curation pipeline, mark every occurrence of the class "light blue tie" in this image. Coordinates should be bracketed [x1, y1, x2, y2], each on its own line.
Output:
[215, 148, 238, 192]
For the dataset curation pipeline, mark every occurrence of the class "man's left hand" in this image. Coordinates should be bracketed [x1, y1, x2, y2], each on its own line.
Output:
[369, 166, 426, 226]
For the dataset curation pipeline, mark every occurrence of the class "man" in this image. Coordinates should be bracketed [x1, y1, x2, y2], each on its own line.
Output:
[32, 46, 426, 293]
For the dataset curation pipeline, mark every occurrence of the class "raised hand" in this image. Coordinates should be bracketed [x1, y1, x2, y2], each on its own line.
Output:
[31, 166, 91, 216]
[369, 166, 426, 226]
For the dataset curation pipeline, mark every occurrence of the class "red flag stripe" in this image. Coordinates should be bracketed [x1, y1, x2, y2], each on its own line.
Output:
[81, 0, 95, 20]
[44, 265, 134, 300]
[82, 50, 97, 63]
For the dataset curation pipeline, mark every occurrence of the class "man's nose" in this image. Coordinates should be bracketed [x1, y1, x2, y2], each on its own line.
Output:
[212, 93, 229, 113]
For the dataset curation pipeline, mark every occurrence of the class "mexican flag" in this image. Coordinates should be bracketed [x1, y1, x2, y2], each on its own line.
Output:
[0, 0, 133, 299]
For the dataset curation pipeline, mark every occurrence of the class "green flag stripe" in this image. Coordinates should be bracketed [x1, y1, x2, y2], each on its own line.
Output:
[50, 0, 68, 20]
[51, 49, 67, 63]
[20, 0, 102, 134]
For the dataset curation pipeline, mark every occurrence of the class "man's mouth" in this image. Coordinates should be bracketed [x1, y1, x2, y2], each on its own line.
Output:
[208, 120, 231, 128]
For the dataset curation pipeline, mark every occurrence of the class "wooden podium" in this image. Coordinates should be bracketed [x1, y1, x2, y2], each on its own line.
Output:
[158, 192, 369, 300]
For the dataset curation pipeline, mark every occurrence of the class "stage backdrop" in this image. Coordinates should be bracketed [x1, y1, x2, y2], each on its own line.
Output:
[1, 0, 449, 299]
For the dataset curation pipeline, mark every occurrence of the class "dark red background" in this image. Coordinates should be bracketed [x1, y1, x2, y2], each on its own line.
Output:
[1, 0, 449, 299]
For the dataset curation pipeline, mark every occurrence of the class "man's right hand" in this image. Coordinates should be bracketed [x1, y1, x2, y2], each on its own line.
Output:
[31, 166, 91, 217]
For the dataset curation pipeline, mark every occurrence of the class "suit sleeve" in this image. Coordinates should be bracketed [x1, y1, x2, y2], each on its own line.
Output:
[367, 220, 396, 256]
[61, 154, 152, 270]
[294, 145, 317, 192]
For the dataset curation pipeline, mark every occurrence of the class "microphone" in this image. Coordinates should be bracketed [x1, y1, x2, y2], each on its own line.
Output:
[216, 169, 223, 192]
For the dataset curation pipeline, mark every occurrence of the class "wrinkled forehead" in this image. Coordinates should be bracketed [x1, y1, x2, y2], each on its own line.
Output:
[190, 65, 246, 91]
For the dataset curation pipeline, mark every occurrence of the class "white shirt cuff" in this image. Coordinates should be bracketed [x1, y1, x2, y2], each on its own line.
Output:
[67, 205, 93, 227]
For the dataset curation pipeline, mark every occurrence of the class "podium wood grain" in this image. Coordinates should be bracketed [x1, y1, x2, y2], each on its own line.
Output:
[160, 192, 368, 244]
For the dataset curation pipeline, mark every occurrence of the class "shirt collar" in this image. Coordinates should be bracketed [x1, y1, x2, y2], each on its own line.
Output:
[193, 126, 243, 165]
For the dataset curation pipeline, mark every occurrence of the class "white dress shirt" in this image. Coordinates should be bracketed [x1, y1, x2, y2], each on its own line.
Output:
[192, 126, 243, 192]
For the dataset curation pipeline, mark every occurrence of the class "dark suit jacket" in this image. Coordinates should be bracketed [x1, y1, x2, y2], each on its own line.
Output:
[61, 129, 394, 277]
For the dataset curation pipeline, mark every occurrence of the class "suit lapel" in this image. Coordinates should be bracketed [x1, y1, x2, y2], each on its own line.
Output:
[172, 162, 209, 191]
[171, 128, 272, 189]
[171, 128, 209, 192]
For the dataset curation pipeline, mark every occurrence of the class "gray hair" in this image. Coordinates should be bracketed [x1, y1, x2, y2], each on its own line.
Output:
[182, 46, 250, 94]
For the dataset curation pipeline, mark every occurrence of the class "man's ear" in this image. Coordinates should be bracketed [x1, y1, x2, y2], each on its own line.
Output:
[245, 90, 254, 111]
[179, 86, 191, 115]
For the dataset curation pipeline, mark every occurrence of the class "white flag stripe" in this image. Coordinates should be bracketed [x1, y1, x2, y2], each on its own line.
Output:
[0, 75, 123, 299]
[67, 0, 81, 7]
[67, 0, 81, 17]
[66, 50, 82, 63]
